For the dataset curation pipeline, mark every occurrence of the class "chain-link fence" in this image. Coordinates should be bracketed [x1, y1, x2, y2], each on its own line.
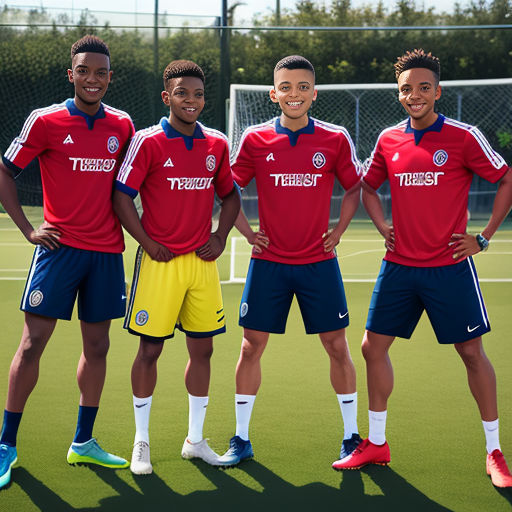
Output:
[229, 80, 512, 221]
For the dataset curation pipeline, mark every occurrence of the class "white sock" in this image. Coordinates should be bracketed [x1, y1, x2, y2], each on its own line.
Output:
[483, 419, 501, 454]
[235, 394, 256, 441]
[368, 410, 387, 446]
[337, 392, 358, 440]
[133, 395, 152, 445]
[188, 394, 209, 443]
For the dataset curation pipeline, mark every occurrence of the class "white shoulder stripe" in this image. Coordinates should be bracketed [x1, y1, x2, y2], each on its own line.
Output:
[118, 125, 162, 183]
[5, 103, 67, 162]
[198, 122, 229, 143]
[364, 122, 404, 174]
[444, 118, 506, 169]
[103, 104, 132, 120]
[231, 119, 276, 164]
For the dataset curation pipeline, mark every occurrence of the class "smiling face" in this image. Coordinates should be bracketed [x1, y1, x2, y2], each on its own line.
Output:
[398, 67, 441, 130]
[67, 52, 112, 115]
[162, 75, 205, 136]
[270, 67, 317, 131]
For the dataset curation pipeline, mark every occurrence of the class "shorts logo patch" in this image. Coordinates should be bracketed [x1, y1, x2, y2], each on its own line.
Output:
[107, 136, 120, 154]
[312, 152, 326, 169]
[135, 310, 149, 326]
[206, 155, 216, 172]
[433, 149, 448, 167]
[240, 302, 248, 317]
[29, 290, 43, 307]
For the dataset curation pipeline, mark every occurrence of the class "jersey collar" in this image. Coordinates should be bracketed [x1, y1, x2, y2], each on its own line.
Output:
[405, 114, 445, 145]
[160, 117, 205, 151]
[275, 117, 315, 147]
[66, 99, 105, 130]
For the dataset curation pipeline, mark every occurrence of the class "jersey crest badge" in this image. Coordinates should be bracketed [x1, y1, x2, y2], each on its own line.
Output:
[164, 157, 174, 167]
[63, 134, 74, 144]
[392, 152, 400, 162]
[107, 136, 120, 154]
[433, 150, 448, 167]
[135, 310, 149, 326]
[312, 152, 326, 169]
[240, 302, 248, 317]
[206, 154, 216, 172]
[266, 153, 275, 162]
[29, 289, 43, 307]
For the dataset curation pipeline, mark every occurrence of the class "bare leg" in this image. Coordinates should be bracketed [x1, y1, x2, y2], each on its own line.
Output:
[235, 329, 270, 395]
[454, 336, 497, 421]
[77, 320, 110, 407]
[131, 337, 164, 398]
[185, 337, 213, 396]
[6, 312, 56, 412]
[319, 328, 356, 394]
[361, 330, 395, 412]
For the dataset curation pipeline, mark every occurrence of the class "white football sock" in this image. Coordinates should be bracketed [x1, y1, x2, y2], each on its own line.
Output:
[188, 394, 209, 443]
[235, 394, 256, 441]
[337, 392, 359, 440]
[483, 419, 501, 454]
[368, 409, 387, 446]
[133, 395, 152, 445]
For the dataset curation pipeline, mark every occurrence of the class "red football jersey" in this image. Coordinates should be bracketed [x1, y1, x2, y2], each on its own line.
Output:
[363, 115, 509, 267]
[3, 99, 134, 253]
[116, 118, 235, 254]
[232, 117, 361, 264]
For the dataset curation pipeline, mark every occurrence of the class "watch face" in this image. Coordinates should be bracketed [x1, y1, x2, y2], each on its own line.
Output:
[476, 234, 489, 251]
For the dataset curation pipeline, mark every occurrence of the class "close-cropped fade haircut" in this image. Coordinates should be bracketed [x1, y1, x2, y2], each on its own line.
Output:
[274, 55, 315, 79]
[163, 60, 205, 89]
[71, 35, 110, 61]
[394, 48, 440, 83]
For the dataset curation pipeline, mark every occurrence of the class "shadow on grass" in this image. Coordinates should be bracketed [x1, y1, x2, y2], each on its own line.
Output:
[12, 459, 461, 512]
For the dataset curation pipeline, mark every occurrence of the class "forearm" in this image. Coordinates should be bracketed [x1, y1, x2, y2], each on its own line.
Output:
[112, 189, 153, 247]
[332, 181, 361, 237]
[0, 164, 34, 239]
[216, 187, 241, 242]
[362, 182, 390, 237]
[481, 168, 512, 240]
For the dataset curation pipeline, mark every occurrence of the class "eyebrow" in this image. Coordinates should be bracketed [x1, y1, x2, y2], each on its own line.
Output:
[277, 80, 311, 86]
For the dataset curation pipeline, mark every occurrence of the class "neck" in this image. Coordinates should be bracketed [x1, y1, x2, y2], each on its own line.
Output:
[410, 112, 439, 131]
[74, 96, 101, 116]
[169, 115, 196, 136]
[280, 113, 309, 132]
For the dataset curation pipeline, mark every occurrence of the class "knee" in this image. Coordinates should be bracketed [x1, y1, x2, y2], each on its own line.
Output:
[361, 332, 379, 362]
[239, 336, 266, 362]
[190, 343, 214, 362]
[84, 336, 110, 360]
[136, 339, 163, 366]
[456, 340, 486, 369]
[322, 334, 350, 362]
[16, 334, 46, 364]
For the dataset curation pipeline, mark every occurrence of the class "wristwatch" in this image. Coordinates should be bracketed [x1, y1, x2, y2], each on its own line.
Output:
[475, 233, 489, 252]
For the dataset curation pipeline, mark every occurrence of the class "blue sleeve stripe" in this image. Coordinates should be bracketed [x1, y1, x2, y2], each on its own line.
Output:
[115, 181, 138, 198]
[2, 156, 23, 177]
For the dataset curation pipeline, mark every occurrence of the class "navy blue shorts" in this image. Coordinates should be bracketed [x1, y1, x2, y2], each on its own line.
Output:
[239, 258, 349, 334]
[21, 245, 126, 323]
[366, 258, 490, 344]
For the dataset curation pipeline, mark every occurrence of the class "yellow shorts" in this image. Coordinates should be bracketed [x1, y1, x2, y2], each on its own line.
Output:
[125, 247, 226, 339]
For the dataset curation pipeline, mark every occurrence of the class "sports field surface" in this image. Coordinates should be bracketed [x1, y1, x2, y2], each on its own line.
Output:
[0, 208, 511, 511]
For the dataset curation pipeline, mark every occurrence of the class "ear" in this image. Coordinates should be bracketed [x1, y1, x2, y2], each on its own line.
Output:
[269, 88, 279, 104]
[312, 88, 318, 102]
[67, 68, 74, 84]
[435, 84, 441, 101]
[161, 90, 170, 106]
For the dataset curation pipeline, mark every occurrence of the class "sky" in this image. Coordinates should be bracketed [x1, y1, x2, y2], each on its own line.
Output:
[2, 0, 458, 26]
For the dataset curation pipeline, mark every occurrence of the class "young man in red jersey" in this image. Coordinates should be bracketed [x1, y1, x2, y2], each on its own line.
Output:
[332, 49, 512, 489]
[217, 55, 362, 466]
[0, 35, 135, 488]
[114, 60, 240, 474]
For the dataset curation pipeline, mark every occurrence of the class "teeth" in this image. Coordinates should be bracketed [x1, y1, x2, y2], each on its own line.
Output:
[287, 102, 302, 106]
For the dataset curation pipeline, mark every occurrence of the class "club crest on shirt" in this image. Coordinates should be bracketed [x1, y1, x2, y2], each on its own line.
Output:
[240, 302, 248, 317]
[29, 290, 43, 307]
[135, 310, 149, 326]
[107, 136, 120, 154]
[433, 149, 448, 167]
[206, 155, 216, 172]
[312, 152, 326, 169]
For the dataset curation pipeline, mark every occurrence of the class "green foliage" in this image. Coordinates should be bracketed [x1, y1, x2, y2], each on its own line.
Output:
[497, 129, 512, 150]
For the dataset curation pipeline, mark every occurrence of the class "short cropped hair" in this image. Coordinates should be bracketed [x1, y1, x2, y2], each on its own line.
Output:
[274, 55, 315, 78]
[163, 60, 205, 88]
[394, 48, 440, 82]
[71, 35, 110, 60]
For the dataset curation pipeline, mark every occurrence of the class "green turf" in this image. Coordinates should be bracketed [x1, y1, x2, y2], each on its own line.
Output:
[0, 210, 511, 510]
